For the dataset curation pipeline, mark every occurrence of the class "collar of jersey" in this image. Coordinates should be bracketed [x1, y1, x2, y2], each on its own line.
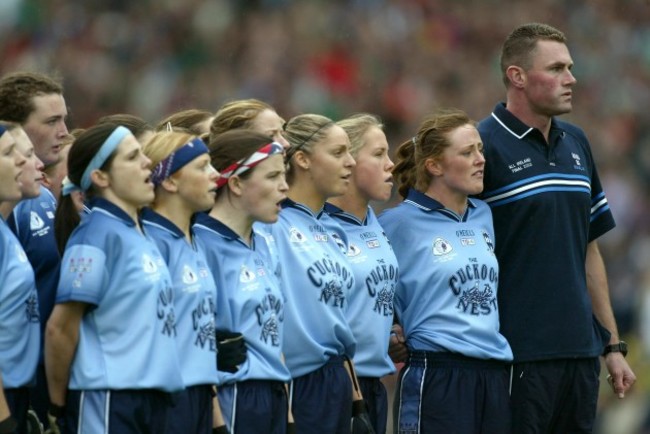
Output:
[405, 188, 477, 213]
[323, 202, 368, 226]
[88, 197, 137, 227]
[193, 212, 256, 247]
[141, 207, 187, 239]
[281, 197, 324, 218]
[492, 102, 566, 143]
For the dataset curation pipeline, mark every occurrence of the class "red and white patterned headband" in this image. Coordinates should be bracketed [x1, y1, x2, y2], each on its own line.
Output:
[216, 141, 284, 189]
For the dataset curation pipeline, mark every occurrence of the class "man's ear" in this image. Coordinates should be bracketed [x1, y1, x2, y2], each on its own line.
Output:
[506, 65, 526, 89]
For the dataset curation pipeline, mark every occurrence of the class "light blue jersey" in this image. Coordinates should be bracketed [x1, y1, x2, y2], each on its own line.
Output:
[378, 189, 512, 361]
[142, 209, 219, 387]
[56, 198, 184, 391]
[324, 204, 398, 378]
[260, 199, 356, 378]
[8, 188, 60, 344]
[0, 219, 39, 388]
[194, 213, 291, 384]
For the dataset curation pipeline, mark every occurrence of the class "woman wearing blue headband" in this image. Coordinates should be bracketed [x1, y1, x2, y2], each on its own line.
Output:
[45, 124, 184, 434]
[194, 130, 291, 434]
[140, 131, 228, 434]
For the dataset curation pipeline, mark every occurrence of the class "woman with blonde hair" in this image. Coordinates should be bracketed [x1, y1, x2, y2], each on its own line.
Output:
[325, 113, 399, 434]
[140, 131, 230, 433]
[261, 113, 370, 433]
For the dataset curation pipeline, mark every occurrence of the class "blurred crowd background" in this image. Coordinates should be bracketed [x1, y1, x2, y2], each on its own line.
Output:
[1, 0, 649, 432]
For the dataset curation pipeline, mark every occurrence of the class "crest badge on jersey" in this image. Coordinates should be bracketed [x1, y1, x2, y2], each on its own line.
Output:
[347, 243, 362, 257]
[432, 237, 453, 256]
[142, 253, 158, 273]
[482, 230, 495, 253]
[182, 264, 198, 285]
[289, 227, 307, 243]
[30, 211, 45, 230]
[239, 265, 256, 283]
[330, 232, 347, 254]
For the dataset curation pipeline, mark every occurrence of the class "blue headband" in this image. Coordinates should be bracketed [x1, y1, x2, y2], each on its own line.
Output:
[0, 125, 7, 137]
[79, 126, 132, 191]
[150, 138, 209, 186]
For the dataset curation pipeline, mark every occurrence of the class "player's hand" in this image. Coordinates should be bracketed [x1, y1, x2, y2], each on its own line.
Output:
[216, 330, 247, 373]
[388, 324, 408, 363]
[351, 399, 376, 434]
[604, 352, 636, 399]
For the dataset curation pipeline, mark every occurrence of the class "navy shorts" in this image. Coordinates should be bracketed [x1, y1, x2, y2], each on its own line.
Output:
[29, 363, 50, 423]
[290, 355, 352, 434]
[358, 377, 388, 434]
[168, 385, 212, 434]
[218, 380, 288, 434]
[510, 358, 600, 433]
[394, 351, 511, 434]
[65, 389, 175, 434]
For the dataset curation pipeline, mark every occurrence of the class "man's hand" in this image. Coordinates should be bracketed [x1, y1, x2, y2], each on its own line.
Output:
[604, 352, 636, 398]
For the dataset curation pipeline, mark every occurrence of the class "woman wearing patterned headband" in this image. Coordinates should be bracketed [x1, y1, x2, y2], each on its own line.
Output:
[0, 124, 37, 434]
[140, 131, 228, 434]
[193, 130, 291, 434]
[45, 124, 184, 434]
[260, 114, 364, 434]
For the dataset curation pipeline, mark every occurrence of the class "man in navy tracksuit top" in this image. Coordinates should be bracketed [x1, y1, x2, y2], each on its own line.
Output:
[478, 23, 635, 433]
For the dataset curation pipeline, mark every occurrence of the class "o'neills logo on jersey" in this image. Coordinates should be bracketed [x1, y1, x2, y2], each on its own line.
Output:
[307, 255, 354, 308]
[157, 285, 177, 337]
[256, 293, 283, 346]
[448, 262, 498, 316]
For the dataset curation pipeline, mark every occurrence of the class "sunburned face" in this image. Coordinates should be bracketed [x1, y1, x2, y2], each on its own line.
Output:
[432, 124, 485, 198]
[0, 131, 27, 202]
[523, 40, 577, 117]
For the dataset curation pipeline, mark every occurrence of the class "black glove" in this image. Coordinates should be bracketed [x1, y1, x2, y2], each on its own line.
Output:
[216, 330, 247, 373]
[212, 425, 230, 434]
[351, 400, 375, 434]
[44, 402, 66, 434]
[0, 415, 17, 434]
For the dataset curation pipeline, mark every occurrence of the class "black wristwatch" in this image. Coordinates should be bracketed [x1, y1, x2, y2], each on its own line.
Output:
[603, 341, 628, 357]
